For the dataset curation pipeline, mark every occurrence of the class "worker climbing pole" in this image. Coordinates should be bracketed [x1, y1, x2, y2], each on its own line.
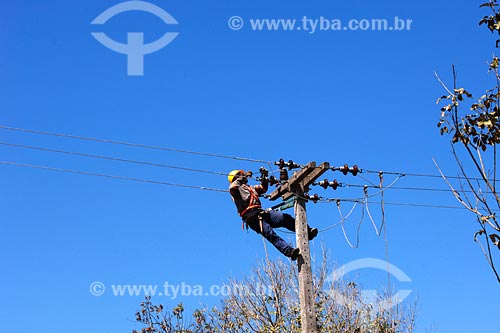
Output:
[228, 167, 319, 261]
[228, 159, 361, 333]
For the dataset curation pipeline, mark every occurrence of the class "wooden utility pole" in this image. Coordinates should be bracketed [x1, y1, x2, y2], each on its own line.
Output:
[269, 161, 330, 333]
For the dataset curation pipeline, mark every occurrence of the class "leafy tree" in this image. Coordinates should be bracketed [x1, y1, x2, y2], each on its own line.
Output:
[132, 255, 416, 333]
[436, 0, 500, 282]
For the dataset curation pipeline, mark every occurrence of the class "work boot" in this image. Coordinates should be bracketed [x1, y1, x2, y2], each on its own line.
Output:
[308, 227, 318, 241]
[289, 247, 300, 261]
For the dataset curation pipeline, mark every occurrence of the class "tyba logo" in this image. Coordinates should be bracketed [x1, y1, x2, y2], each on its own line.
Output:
[91, 1, 179, 76]
[327, 258, 412, 311]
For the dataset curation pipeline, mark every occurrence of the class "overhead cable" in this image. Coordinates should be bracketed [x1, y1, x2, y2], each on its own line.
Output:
[363, 168, 500, 183]
[2, 160, 492, 210]
[0, 141, 227, 176]
[0, 125, 270, 164]
[0, 161, 228, 193]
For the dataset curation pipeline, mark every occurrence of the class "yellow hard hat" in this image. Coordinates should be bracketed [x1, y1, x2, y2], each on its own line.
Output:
[228, 169, 244, 183]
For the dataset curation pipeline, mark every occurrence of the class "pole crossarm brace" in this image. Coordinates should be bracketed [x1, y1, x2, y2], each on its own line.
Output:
[268, 161, 330, 201]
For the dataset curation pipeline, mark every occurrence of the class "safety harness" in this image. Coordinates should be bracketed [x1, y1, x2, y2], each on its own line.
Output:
[239, 184, 261, 217]
[239, 184, 262, 230]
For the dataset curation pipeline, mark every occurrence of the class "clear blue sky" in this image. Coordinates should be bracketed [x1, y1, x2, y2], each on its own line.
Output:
[1, 0, 499, 332]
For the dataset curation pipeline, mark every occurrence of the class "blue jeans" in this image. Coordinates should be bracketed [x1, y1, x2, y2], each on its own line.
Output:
[246, 210, 296, 256]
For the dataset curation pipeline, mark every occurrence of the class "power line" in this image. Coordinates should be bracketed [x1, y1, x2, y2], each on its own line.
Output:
[1, 140, 486, 194]
[321, 197, 487, 210]
[0, 161, 228, 193]
[2, 125, 498, 206]
[2, 160, 493, 211]
[378, 201, 471, 210]
[342, 183, 482, 194]
[363, 169, 499, 183]
[0, 141, 228, 177]
[0, 125, 270, 164]
[2, 125, 498, 183]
